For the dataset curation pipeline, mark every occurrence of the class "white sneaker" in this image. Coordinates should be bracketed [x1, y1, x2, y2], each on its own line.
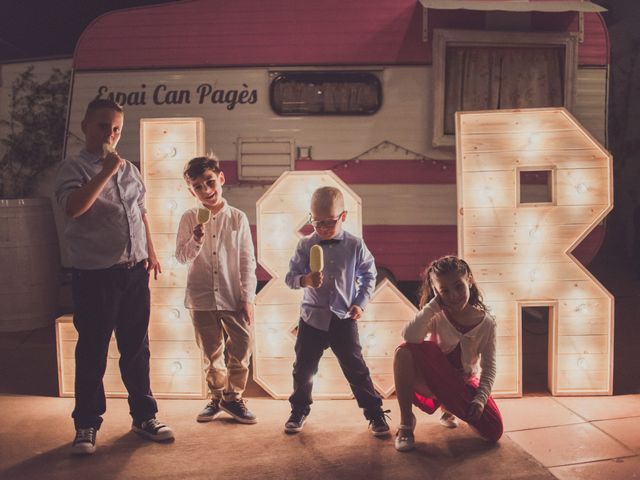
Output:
[439, 411, 459, 428]
[394, 414, 416, 452]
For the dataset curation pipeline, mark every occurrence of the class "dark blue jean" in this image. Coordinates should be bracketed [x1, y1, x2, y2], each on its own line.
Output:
[71, 263, 157, 429]
[289, 316, 383, 418]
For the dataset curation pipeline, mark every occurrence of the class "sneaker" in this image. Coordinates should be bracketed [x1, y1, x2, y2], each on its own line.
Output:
[395, 414, 416, 452]
[367, 409, 391, 437]
[220, 398, 258, 424]
[132, 417, 174, 441]
[395, 426, 415, 452]
[284, 410, 308, 433]
[197, 399, 223, 422]
[72, 427, 96, 455]
[439, 411, 459, 428]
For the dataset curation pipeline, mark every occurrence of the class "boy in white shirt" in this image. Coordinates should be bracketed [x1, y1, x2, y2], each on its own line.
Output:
[175, 155, 258, 424]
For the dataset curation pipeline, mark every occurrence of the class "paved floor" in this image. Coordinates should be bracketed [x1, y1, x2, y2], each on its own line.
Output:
[0, 393, 639, 479]
[498, 394, 640, 479]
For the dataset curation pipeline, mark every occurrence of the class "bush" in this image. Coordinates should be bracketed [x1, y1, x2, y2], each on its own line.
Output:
[0, 66, 71, 198]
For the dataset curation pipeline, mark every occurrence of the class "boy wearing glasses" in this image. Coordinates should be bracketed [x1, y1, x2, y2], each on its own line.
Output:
[175, 156, 258, 424]
[283, 186, 390, 435]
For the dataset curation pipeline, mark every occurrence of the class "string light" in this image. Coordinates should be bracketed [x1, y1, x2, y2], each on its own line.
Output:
[329, 140, 454, 173]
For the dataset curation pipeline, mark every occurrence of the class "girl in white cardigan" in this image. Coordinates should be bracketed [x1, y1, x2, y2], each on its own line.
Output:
[394, 256, 503, 452]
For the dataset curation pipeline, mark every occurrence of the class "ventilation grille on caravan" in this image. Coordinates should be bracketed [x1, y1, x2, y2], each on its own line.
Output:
[237, 137, 295, 181]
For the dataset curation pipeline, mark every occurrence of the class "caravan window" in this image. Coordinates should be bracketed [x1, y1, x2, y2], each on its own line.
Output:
[444, 46, 565, 135]
[432, 29, 578, 147]
[270, 72, 381, 115]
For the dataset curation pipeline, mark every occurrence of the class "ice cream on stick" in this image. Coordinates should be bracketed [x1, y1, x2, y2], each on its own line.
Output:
[310, 244, 324, 272]
[102, 143, 116, 156]
[197, 207, 212, 224]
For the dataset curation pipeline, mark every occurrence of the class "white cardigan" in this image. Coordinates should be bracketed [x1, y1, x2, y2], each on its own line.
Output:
[402, 297, 497, 407]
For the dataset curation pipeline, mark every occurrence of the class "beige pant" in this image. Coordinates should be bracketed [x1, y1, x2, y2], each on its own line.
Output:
[190, 310, 252, 401]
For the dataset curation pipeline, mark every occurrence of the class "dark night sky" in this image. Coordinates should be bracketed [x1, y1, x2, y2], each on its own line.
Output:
[0, 0, 177, 61]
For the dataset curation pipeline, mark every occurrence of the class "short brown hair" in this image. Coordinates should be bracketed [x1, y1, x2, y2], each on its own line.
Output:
[85, 98, 123, 119]
[311, 186, 344, 212]
[183, 155, 222, 181]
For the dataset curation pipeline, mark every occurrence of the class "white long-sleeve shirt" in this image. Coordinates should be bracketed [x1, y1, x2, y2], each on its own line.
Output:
[402, 297, 497, 407]
[175, 202, 257, 311]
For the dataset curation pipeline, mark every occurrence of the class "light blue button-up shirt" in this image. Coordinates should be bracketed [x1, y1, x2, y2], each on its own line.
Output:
[285, 230, 377, 332]
[54, 150, 148, 270]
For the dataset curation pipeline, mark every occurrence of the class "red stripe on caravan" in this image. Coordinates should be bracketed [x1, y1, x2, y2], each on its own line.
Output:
[250, 223, 606, 283]
[220, 159, 457, 186]
[75, 0, 428, 70]
[73, 1, 609, 71]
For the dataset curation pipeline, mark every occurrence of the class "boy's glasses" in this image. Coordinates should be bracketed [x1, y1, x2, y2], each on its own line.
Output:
[308, 211, 345, 229]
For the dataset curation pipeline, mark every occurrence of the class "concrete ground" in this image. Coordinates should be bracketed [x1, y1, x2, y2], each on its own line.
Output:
[1, 325, 639, 479]
[1, 394, 639, 480]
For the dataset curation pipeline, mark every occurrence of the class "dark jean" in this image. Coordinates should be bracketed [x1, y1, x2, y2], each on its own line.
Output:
[71, 263, 157, 429]
[289, 316, 383, 418]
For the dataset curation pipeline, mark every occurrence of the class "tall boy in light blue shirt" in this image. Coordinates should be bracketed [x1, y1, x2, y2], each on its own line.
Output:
[283, 186, 390, 436]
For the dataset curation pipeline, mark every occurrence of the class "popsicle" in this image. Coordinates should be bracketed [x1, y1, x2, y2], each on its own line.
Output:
[102, 143, 116, 156]
[197, 207, 212, 224]
[310, 244, 324, 272]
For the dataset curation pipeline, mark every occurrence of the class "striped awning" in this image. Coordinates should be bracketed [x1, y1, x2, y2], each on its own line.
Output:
[418, 0, 606, 13]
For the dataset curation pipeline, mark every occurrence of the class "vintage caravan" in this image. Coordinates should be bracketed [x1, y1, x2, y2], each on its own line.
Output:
[64, 0, 609, 287]
[57, 0, 611, 398]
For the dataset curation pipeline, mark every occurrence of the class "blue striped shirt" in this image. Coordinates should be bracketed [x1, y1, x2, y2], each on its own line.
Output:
[54, 150, 148, 269]
[285, 230, 377, 331]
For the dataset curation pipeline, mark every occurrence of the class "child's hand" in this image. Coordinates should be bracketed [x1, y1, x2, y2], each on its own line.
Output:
[347, 305, 363, 320]
[240, 301, 254, 325]
[303, 271, 323, 288]
[193, 223, 205, 242]
[145, 253, 162, 280]
[101, 152, 124, 177]
[467, 402, 484, 422]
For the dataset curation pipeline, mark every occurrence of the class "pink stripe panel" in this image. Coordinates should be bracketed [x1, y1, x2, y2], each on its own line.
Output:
[249, 224, 606, 282]
[74, 0, 607, 70]
[580, 13, 609, 65]
[220, 159, 457, 185]
[220, 159, 559, 186]
[75, 0, 427, 70]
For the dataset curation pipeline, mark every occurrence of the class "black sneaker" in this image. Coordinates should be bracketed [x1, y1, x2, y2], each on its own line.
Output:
[132, 417, 174, 441]
[197, 399, 222, 422]
[367, 409, 391, 437]
[220, 398, 258, 424]
[72, 427, 96, 455]
[284, 410, 308, 433]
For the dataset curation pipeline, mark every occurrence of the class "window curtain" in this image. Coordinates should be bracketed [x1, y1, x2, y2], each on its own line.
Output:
[444, 46, 564, 134]
[273, 81, 378, 114]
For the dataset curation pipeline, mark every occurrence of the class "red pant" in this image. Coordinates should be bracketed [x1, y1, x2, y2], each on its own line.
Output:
[400, 341, 503, 442]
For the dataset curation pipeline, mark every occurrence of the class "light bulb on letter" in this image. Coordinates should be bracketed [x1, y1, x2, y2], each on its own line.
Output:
[170, 361, 183, 375]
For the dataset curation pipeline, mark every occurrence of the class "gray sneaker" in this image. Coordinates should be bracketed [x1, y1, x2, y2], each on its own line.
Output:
[220, 398, 258, 424]
[284, 410, 308, 433]
[132, 417, 174, 441]
[72, 427, 96, 455]
[197, 399, 223, 422]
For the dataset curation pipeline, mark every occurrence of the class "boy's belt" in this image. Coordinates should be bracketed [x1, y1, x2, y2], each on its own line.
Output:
[110, 260, 145, 270]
